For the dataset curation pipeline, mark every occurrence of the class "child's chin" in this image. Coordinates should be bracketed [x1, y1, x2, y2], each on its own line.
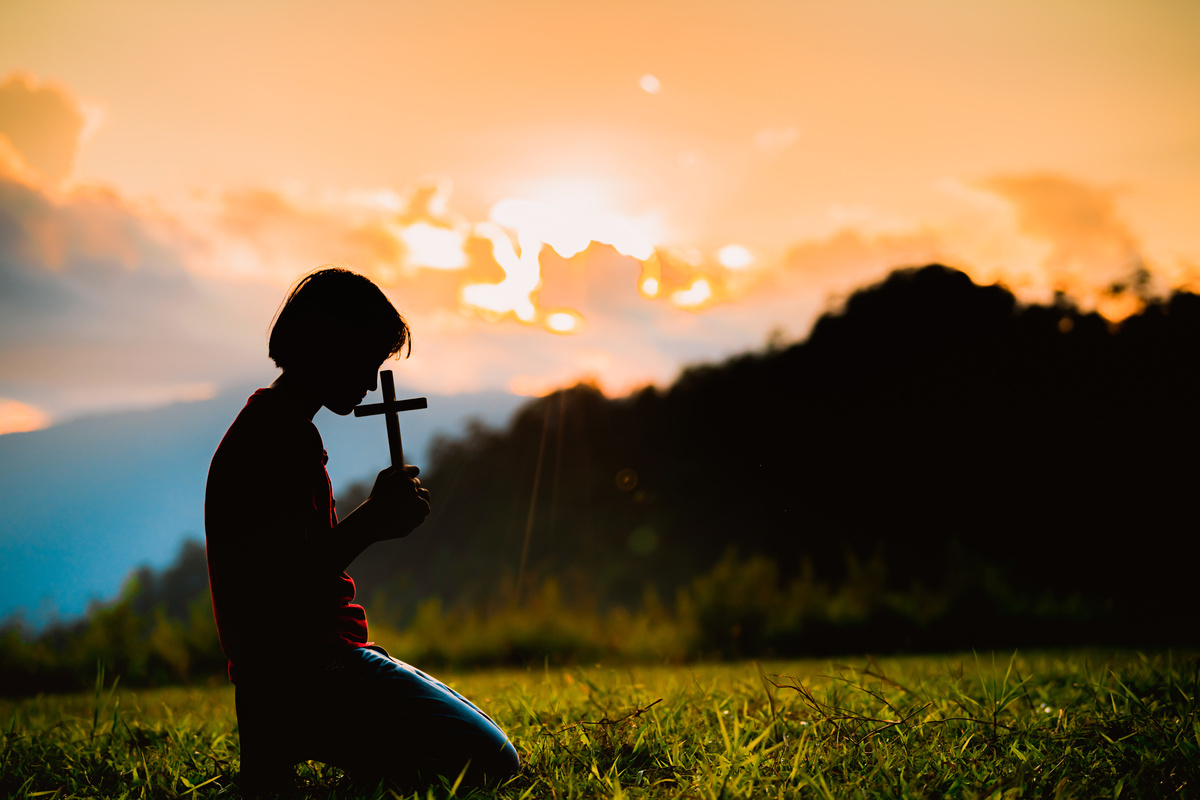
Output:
[326, 401, 359, 416]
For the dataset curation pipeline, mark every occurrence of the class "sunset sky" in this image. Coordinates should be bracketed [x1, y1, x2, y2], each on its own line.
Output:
[2, 0, 1198, 432]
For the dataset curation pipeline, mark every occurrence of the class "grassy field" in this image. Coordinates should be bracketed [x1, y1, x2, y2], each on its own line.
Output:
[1, 650, 1195, 799]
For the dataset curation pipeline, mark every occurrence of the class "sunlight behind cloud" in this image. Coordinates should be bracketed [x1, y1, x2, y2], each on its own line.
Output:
[457, 187, 660, 327]
[461, 221, 541, 322]
[671, 278, 713, 309]
[717, 244, 755, 269]
[490, 197, 656, 261]
[639, 74, 661, 94]
[397, 221, 467, 270]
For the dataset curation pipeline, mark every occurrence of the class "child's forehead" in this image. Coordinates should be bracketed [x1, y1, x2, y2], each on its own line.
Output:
[338, 325, 401, 359]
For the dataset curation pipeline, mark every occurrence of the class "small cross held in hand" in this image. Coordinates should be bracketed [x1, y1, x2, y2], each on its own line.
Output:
[353, 370, 427, 467]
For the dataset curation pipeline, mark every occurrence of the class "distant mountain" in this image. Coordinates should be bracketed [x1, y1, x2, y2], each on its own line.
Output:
[0, 381, 525, 626]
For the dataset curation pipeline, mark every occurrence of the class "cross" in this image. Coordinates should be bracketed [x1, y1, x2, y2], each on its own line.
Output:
[353, 370, 427, 467]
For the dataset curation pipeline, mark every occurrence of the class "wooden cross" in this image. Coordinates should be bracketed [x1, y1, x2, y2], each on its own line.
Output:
[353, 370, 427, 467]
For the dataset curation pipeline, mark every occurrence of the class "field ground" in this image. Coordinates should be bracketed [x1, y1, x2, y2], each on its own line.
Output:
[1, 650, 1196, 799]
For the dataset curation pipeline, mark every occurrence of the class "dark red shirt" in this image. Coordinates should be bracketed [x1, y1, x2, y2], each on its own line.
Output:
[205, 389, 368, 683]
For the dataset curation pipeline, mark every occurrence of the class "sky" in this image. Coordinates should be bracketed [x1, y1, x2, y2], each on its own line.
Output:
[1, 0, 1199, 433]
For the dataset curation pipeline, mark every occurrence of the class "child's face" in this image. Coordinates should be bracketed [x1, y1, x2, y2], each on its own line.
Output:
[319, 346, 387, 416]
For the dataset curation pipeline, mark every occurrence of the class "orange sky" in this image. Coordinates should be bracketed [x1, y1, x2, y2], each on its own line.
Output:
[1, 0, 1198, 431]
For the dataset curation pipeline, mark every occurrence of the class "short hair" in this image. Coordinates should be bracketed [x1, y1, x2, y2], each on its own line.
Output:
[268, 267, 411, 371]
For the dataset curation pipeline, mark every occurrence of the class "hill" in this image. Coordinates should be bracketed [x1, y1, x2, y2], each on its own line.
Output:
[0, 381, 525, 626]
[349, 264, 1200, 646]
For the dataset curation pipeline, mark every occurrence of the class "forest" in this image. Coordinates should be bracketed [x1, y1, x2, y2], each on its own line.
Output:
[3, 263, 1197, 694]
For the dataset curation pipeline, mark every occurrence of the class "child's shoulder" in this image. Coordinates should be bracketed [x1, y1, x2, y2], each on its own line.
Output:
[219, 389, 321, 458]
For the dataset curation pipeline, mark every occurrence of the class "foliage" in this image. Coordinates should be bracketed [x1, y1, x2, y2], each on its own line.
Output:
[347, 265, 1200, 649]
[0, 581, 224, 697]
[368, 577, 686, 669]
[0, 541, 1110, 696]
[1, 651, 1195, 798]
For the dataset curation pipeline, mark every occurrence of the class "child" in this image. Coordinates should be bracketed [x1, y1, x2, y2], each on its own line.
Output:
[205, 267, 519, 793]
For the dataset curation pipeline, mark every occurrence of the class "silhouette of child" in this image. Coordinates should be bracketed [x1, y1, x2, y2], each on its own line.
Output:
[205, 267, 519, 793]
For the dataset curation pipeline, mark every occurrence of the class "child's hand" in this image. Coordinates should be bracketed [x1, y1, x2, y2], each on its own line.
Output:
[367, 464, 431, 539]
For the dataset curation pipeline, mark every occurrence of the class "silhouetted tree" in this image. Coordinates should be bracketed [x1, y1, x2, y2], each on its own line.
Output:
[351, 264, 1200, 647]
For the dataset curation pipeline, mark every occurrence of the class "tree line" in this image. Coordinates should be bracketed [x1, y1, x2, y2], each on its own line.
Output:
[4, 263, 1196, 694]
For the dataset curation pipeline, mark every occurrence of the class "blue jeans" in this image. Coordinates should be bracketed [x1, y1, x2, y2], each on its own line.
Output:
[236, 646, 519, 791]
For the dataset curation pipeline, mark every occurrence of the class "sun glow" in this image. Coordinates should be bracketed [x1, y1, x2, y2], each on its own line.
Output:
[489, 197, 656, 261]
[363, 177, 761, 328]
[457, 187, 660, 325]
[717, 244, 755, 269]
[398, 222, 467, 270]
[671, 278, 713, 309]
[372, 168, 1182, 336]
[460, 221, 541, 322]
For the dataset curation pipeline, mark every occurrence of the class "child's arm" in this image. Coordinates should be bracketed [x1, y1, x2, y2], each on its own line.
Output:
[323, 464, 430, 573]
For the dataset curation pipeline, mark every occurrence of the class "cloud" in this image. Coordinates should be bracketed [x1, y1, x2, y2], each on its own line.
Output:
[782, 228, 944, 294]
[979, 174, 1145, 290]
[0, 72, 88, 185]
[5, 159, 1165, 432]
[0, 73, 289, 427]
[0, 172, 281, 424]
[208, 182, 502, 314]
[216, 188, 391, 277]
[179, 170, 1168, 405]
[3, 66, 1174, 429]
[211, 178, 482, 278]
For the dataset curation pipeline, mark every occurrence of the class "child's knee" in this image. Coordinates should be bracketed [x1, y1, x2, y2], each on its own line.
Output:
[446, 738, 520, 788]
[492, 739, 521, 779]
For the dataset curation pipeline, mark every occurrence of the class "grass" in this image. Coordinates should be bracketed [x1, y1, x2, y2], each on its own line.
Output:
[1, 650, 1196, 798]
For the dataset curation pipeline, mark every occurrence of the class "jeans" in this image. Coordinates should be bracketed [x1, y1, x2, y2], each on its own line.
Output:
[236, 646, 519, 791]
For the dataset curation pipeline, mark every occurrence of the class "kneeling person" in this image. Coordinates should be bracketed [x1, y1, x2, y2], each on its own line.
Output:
[204, 267, 519, 792]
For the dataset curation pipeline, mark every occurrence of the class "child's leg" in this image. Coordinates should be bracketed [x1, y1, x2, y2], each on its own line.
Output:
[235, 681, 306, 793]
[309, 646, 519, 788]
